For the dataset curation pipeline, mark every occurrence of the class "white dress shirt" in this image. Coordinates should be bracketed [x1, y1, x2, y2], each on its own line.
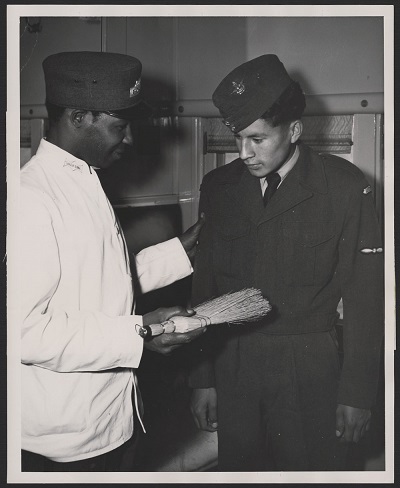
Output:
[20, 139, 192, 462]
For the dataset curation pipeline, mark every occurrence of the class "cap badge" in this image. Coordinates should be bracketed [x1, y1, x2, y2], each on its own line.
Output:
[363, 185, 372, 195]
[130, 79, 141, 97]
[231, 80, 245, 95]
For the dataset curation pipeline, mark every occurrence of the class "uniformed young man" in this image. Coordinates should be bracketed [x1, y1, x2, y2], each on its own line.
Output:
[189, 54, 384, 471]
[20, 51, 206, 472]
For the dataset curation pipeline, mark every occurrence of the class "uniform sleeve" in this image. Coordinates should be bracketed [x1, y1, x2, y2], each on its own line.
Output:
[336, 174, 384, 408]
[135, 237, 193, 295]
[188, 181, 218, 389]
[20, 188, 144, 373]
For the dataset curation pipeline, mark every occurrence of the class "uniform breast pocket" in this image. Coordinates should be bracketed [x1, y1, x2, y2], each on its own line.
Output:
[282, 221, 337, 286]
[212, 217, 251, 279]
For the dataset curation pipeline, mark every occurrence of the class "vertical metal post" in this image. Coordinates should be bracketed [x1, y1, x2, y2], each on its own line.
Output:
[353, 113, 384, 223]
[101, 17, 107, 52]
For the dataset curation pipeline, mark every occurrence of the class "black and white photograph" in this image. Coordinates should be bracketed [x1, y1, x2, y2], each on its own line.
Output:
[6, 4, 395, 484]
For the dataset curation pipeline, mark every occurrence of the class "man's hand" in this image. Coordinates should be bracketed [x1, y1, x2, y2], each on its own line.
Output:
[336, 404, 371, 443]
[178, 213, 205, 262]
[143, 327, 206, 355]
[142, 305, 206, 355]
[190, 387, 218, 432]
[143, 305, 194, 327]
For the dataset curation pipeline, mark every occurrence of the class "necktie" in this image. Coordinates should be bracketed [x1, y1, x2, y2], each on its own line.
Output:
[263, 172, 281, 206]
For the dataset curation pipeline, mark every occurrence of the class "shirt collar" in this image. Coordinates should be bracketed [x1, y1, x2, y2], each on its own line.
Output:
[261, 144, 300, 190]
[36, 138, 93, 176]
[276, 144, 300, 182]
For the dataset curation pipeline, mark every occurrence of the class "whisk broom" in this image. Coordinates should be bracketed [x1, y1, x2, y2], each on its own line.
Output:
[139, 288, 271, 338]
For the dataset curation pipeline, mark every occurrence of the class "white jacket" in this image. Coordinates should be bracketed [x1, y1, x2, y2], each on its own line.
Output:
[20, 139, 192, 462]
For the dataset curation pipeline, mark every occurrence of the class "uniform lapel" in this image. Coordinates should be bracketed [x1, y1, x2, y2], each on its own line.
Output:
[258, 172, 313, 224]
[258, 144, 328, 225]
[231, 166, 265, 225]
[222, 145, 327, 225]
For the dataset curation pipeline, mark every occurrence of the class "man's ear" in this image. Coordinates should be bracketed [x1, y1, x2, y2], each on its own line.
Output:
[69, 109, 89, 128]
[290, 120, 303, 144]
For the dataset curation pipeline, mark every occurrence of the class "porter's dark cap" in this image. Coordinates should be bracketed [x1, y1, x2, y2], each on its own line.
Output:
[212, 54, 293, 133]
[43, 51, 152, 119]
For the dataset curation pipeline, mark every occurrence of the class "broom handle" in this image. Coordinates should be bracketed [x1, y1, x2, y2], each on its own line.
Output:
[138, 323, 166, 339]
[161, 315, 211, 333]
[141, 315, 210, 339]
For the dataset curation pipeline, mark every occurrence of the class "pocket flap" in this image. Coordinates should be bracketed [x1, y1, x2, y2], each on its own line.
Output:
[282, 221, 335, 247]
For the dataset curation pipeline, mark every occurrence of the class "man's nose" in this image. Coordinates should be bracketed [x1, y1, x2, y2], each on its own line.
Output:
[122, 124, 133, 146]
[239, 140, 254, 160]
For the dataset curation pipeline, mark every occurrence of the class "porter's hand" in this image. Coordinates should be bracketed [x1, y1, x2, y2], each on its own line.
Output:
[178, 213, 205, 262]
[143, 327, 206, 355]
[143, 306, 194, 327]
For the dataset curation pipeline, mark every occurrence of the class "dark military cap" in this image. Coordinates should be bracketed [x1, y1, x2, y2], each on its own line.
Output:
[43, 51, 152, 119]
[212, 54, 294, 133]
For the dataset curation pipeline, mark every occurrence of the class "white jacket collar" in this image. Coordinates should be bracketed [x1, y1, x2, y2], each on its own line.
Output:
[36, 138, 93, 176]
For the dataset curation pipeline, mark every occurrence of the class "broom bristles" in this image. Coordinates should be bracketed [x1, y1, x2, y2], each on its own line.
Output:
[193, 287, 271, 324]
[158, 288, 272, 334]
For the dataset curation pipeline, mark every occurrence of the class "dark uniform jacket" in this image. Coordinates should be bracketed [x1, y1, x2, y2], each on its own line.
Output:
[190, 144, 384, 409]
